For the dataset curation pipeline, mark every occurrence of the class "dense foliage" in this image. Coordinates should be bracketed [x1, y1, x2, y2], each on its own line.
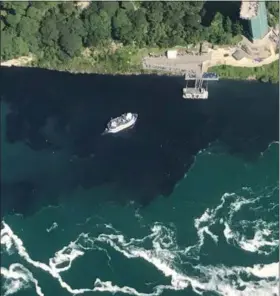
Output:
[1, 1, 247, 62]
[210, 60, 279, 83]
[266, 2, 279, 27]
[1, 1, 278, 82]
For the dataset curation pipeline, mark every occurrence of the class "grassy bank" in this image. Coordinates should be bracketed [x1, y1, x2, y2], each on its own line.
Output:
[32, 45, 165, 75]
[27, 45, 279, 83]
[209, 61, 279, 83]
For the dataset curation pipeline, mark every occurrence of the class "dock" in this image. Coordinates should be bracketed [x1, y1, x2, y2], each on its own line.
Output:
[142, 50, 219, 99]
[142, 52, 210, 74]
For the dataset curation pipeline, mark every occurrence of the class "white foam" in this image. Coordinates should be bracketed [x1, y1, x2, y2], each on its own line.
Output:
[1, 221, 164, 296]
[1, 230, 14, 255]
[88, 224, 278, 296]
[93, 278, 170, 296]
[1, 218, 278, 296]
[190, 186, 278, 256]
[81, 217, 279, 295]
[222, 189, 279, 255]
[223, 214, 278, 257]
[1, 222, 93, 294]
[183, 192, 235, 258]
[229, 225, 279, 255]
[1, 264, 44, 296]
[46, 222, 58, 233]
[260, 141, 279, 157]
[50, 242, 84, 273]
[246, 262, 279, 278]
[196, 263, 278, 296]
[1, 180, 278, 296]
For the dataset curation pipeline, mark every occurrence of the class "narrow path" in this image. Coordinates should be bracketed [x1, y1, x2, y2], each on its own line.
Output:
[1, 55, 34, 67]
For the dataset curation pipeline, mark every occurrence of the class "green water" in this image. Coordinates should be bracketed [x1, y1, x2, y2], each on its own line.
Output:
[1, 142, 278, 296]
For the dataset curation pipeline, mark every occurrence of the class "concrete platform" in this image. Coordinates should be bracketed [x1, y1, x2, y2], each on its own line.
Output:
[142, 53, 211, 74]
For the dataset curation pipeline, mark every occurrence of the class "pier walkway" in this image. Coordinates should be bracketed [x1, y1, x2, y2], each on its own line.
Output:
[142, 51, 219, 100]
[142, 53, 211, 75]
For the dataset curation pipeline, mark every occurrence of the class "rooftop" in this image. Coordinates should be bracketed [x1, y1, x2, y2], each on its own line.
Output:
[240, 0, 259, 20]
[232, 49, 246, 61]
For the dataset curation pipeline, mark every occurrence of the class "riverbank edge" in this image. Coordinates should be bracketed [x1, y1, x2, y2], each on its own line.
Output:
[209, 61, 279, 83]
[2, 51, 279, 83]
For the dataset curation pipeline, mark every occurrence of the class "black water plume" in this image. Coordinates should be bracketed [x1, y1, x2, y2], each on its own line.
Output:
[1, 66, 278, 216]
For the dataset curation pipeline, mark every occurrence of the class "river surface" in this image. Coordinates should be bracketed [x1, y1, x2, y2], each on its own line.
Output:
[0, 66, 279, 296]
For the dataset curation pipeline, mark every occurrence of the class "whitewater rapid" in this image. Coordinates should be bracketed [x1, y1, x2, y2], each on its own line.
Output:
[1, 183, 278, 296]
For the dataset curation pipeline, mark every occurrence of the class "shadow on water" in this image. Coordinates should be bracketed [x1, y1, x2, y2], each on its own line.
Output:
[201, 1, 250, 38]
[0, 66, 278, 216]
[201, 1, 241, 26]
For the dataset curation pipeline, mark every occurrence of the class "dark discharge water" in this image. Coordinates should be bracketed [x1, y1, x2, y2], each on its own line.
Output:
[0, 66, 279, 296]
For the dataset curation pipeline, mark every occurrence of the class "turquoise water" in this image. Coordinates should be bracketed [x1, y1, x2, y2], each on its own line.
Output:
[1, 141, 278, 296]
[0, 68, 279, 296]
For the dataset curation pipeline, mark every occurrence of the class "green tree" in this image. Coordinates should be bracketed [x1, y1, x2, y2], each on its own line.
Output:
[59, 2, 76, 16]
[59, 30, 82, 57]
[1, 30, 29, 60]
[38, 45, 60, 66]
[163, 2, 185, 28]
[129, 8, 149, 45]
[5, 13, 22, 28]
[40, 15, 59, 46]
[26, 6, 44, 22]
[184, 14, 201, 30]
[67, 17, 86, 37]
[0, 0, 254, 72]
[232, 22, 243, 36]
[143, 2, 164, 24]
[146, 23, 167, 47]
[1, 1, 28, 15]
[0, 19, 6, 31]
[12, 36, 29, 56]
[17, 16, 40, 52]
[97, 1, 119, 17]
[120, 1, 134, 11]
[266, 2, 279, 19]
[224, 17, 232, 33]
[209, 12, 227, 44]
[222, 16, 233, 44]
[1, 29, 15, 59]
[84, 10, 111, 45]
[185, 28, 202, 44]
[31, 1, 57, 12]
[17, 16, 39, 39]
[112, 10, 133, 44]
[266, 2, 279, 27]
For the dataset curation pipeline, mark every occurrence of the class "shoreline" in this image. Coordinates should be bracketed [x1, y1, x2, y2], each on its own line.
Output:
[1, 53, 278, 83]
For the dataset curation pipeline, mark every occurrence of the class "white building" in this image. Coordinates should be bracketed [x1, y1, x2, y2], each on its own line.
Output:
[167, 50, 177, 59]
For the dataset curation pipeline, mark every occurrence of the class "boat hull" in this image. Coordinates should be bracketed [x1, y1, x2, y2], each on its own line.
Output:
[103, 114, 138, 135]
